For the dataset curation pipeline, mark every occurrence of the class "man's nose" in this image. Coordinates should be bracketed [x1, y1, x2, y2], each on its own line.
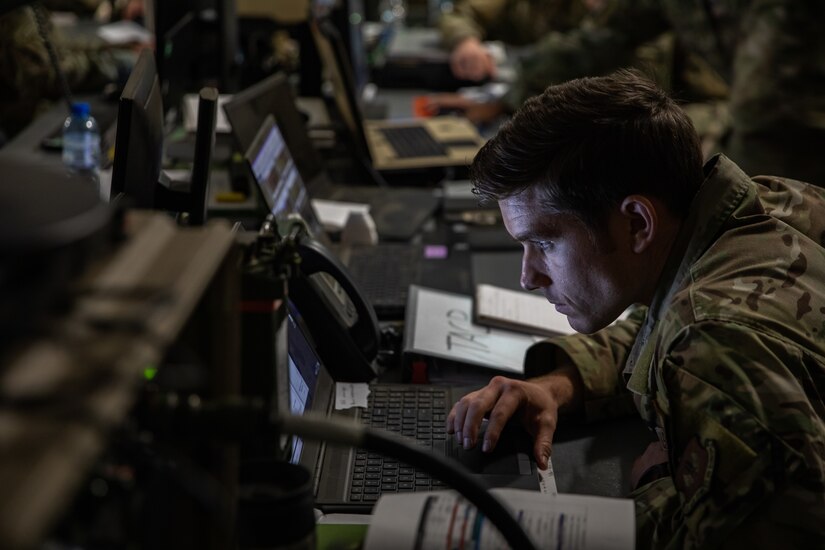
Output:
[520, 248, 551, 291]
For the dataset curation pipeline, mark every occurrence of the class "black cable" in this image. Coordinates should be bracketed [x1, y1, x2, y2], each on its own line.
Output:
[31, 2, 74, 112]
[147, 396, 538, 548]
[278, 413, 538, 550]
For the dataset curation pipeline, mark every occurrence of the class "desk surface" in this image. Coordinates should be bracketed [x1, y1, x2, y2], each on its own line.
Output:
[10, 77, 650, 503]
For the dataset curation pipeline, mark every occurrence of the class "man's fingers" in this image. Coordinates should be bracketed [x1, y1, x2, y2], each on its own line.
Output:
[459, 397, 491, 449]
[447, 396, 469, 439]
[477, 388, 522, 453]
[452, 50, 493, 81]
[533, 434, 553, 470]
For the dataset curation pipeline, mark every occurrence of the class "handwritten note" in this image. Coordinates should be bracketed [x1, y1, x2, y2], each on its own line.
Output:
[409, 287, 541, 373]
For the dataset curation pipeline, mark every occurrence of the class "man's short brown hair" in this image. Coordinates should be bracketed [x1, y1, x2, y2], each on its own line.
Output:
[471, 69, 705, 231]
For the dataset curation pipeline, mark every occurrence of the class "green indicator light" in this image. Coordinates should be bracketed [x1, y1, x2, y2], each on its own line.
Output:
[143, 367, 158, 381]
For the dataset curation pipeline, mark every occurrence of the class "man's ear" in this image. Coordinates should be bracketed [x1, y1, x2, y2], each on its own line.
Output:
[619, 195, 658, 254]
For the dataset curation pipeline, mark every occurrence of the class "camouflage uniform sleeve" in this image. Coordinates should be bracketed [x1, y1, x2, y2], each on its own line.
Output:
[503, 0, 670, 109]
[42, 0, 104, 15]
[0, 7, 117, 137]
[438, 0, 507, 50]
[527, 307, 645, 420]
[633, 321, 823, 547]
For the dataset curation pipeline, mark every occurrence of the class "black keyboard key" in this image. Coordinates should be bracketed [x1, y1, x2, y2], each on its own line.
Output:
[379, 126, 447, 158]
[347, 386, 456, 502]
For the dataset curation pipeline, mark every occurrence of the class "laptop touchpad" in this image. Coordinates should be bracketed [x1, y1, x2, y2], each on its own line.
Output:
[450, 422, 535, 476]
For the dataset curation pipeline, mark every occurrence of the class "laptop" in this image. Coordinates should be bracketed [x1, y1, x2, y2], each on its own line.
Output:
[245, 115, 469, 318]
[223, 72, 326, 187]
[223, 72, 442, 241]
[285, 299, 542, 512]
[310, 17, 486, 172]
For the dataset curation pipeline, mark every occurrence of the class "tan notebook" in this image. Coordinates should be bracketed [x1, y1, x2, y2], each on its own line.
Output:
[473, 284, 575, 337]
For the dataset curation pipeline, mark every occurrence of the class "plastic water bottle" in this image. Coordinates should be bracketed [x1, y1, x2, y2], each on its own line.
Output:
[62, 101, 100, 183]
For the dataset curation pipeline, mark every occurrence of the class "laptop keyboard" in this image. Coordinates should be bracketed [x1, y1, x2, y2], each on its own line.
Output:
[348, 387, 450, 502]
[346, 244, 421, 318]
[379, 126, 447, 158]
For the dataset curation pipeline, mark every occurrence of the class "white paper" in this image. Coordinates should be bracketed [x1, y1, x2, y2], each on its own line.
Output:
[335, 383, 370, 410]
[364, 489, 635, 550]
[316, 513, 372, 525]
[182, 94, 233, 134]
[476, 284, 575, 337]
[410, 287, 542, 374]
[538, 459, 558, 495]
[311, 199, 371, 232]
[97, 21, 152, 45]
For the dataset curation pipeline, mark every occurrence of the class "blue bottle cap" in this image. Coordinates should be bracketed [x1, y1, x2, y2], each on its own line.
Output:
[70, 102, 91, 117]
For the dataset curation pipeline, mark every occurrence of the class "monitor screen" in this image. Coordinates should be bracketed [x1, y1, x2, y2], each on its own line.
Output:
[285, 301, 323, 464]
[111, 48, 164, 207]
[247, 116, 308, 219]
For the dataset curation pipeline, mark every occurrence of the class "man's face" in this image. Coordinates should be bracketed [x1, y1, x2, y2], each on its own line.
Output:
[499, 188, 637, 334]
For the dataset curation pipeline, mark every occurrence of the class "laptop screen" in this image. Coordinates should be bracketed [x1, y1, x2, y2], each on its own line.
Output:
[245, 114, 326, 238]
[286, 300, 325, 464]
[247, 114, 308, 216]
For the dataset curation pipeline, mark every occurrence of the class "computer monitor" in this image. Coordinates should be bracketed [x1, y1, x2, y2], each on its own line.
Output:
[153, 0, 239, 95]
[111, 48, 164, 208]
[243, 115, 326, 236]
[310, 17, 371, 162]
[223, 73, 323, 184]
[187, 87, 218, 226]
[112, 50, 217, 221]
[246, 115, 308, 218]
[157, 11, 198, 116]
[329, 0, 370, 97]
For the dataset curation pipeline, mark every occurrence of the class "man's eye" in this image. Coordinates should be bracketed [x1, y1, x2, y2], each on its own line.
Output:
[534, 240, 554, 251]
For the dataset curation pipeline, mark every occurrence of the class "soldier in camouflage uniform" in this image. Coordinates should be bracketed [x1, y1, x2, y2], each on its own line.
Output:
[0, 2, 121, 142]
[447, 70, 825, 547]
[435, 0, 825, 186]
[438, 0, 592, 80]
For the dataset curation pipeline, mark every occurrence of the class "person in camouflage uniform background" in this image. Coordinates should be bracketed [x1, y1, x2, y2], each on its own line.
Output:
[438, 0, 593, 81]
[446, 70, 825, 548]
[0, 1, 130, 142]
[433, 0, 825, 187]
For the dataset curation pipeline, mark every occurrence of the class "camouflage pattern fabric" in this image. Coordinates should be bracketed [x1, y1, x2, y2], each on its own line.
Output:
[0, 5, 117, 139]
[43, 0, 102, 14]
[505, 0, 825, 185]
[540, 155, 825, 547]
[438, 0, 591, 50]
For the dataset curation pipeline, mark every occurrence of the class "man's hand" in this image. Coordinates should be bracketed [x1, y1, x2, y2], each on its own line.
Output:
[450, 37, 496, 81]
[121, 0, 144, 21]
[423, 93, 505, 124]
[446, 366, 584, 470]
